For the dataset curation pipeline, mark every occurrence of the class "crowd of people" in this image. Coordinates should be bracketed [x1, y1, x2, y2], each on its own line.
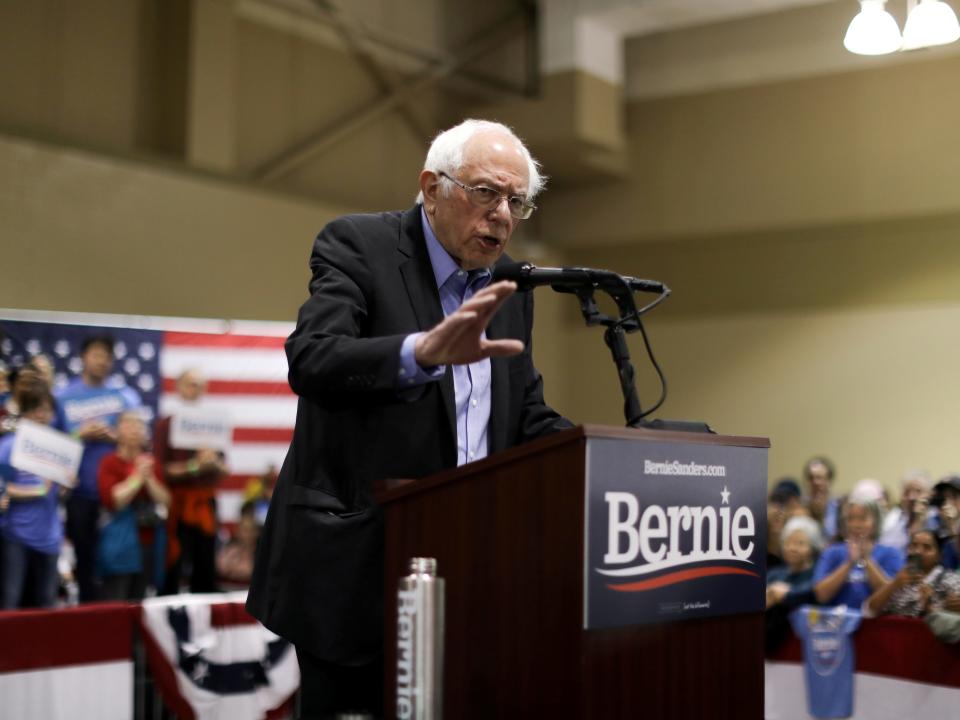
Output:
[5, 333, 960, 647]
[0, 335, 271, 610]
[766, 455, 960, 650]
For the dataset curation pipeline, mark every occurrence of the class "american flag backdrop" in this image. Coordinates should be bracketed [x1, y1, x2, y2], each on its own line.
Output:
[0, 313, 296, 523]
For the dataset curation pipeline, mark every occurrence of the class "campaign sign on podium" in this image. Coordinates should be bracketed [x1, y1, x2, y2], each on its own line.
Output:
[584, 436, 767, 629]
[169, 408, 232, 451]
[10, 419, 82, 487]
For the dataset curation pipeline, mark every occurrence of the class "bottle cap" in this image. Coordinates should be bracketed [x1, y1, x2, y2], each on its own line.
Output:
[408, 557, 437, 575]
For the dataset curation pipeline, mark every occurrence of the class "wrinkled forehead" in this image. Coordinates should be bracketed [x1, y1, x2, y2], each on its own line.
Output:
[463, 131, 529, 181]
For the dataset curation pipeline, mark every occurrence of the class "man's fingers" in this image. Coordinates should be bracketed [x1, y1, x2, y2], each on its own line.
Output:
[481, 339, 524, 358]
[464, 281, 516, 326]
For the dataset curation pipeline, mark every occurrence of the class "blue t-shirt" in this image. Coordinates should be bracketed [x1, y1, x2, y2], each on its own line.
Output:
[0, 434, 63, 555]
[813, 542, 903, 608]
[54, 379, 141, 500]
[790, 605, 862, 719]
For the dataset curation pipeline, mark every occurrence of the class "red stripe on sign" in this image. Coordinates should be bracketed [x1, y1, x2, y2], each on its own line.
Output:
[606, 566, 759, 593]
[0, 603, 138, 672]
[161, 378, 292, 395]
[233, 427, 293, 443]
[164, 331, 286, 349]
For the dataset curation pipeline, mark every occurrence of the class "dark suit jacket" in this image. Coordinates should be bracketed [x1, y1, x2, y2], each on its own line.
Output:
[246, 205, 570, 662]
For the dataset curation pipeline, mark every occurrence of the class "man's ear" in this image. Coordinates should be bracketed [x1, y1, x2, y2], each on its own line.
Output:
[419, 170, 440, 214]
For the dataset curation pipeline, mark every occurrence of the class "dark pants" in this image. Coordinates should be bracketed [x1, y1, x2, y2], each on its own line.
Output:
[1, 539, 59, 609]
[296, 648, 383, 720]
[66, 494, 100, 602]
[161, 522, 217, 595]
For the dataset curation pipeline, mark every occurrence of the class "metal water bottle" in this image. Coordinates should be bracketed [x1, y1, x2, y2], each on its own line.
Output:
[396, 557, 445, 720]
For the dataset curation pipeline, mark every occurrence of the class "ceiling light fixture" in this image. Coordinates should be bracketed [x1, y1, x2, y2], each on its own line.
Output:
[902, 0, 960, 49]
[844, 0, 960, 55]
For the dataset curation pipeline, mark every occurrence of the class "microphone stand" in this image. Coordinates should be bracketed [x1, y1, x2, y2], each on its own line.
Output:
[605, 323, 643, 428]
[552, 273, 711, 433]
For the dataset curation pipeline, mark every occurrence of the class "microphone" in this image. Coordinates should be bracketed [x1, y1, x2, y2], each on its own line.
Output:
[492, 262, 667, 295]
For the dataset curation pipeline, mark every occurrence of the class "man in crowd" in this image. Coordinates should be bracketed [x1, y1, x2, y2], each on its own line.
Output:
[879, 470, 933, 553]
[55, 335, 141, 602]
[154, 369, 227, 594]
[803, 455, 840, 540]
[248, 119, 571, 718]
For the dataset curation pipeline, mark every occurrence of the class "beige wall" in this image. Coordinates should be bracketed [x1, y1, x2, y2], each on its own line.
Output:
[541, 52, 960, 245]
[0, 134, 345, 320]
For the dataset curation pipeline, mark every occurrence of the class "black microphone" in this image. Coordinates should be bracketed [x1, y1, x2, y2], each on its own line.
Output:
[492, 262, 667, 295]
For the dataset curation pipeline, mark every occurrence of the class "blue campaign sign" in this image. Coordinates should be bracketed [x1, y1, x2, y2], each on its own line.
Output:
[584, 436, 768, 629]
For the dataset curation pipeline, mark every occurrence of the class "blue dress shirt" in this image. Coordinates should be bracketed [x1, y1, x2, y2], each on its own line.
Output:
[395, 207, 493, 466]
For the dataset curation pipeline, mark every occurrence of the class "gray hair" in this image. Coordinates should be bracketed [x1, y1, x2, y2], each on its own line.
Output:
[901, 469, 932, 491]
[841, 494, 883, 540]
[781, 515, 825, 555]
[414, 119, 545, 204]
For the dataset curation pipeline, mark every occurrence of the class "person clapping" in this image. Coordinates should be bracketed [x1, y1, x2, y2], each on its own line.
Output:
[813, 494, 903, 608]
[865, 529, 960, 617]
[97, 411, 170, 600]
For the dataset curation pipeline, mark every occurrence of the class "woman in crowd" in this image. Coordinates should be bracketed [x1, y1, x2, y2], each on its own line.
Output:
[766, 515, 823, 652]
[865, 528, 960, 617]
[767, 478, 804, 570]
[813, 493, 903, 608]
[0, 361, 43, 437]
[0, 388, 64, 609]
[97, 410, 170, 600]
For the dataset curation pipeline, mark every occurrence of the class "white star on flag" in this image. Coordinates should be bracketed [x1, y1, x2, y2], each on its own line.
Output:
[721, 486, 731, 504]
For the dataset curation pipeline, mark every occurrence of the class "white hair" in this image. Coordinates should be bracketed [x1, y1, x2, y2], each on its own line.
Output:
[901, 469, 932, 491]
[414, 118, 545, 204]
[850, 478, 886, 503]
[781, 515, 825, 555]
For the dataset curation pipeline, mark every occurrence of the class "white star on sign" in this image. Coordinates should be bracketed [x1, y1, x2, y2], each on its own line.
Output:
[721, 486, 731, 504]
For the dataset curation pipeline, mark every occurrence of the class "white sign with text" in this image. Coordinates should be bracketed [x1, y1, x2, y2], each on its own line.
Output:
[170, 408, 233, 451]
[10, 419, 83, 487]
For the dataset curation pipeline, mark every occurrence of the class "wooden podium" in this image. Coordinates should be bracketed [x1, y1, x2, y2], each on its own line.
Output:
[377, 424, 769, 719]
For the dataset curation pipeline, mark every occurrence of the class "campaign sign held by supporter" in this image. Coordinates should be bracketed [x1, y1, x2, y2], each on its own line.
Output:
[790, 605, 862, 719]
[169, 408, 232, 451]
[584, 436, 767, 629]
[10, 418, 82, 487]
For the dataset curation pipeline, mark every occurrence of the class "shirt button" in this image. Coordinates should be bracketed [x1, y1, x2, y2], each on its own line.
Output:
[471, 398, 478, 407]
[457, 270, 466, 277]
[469, 452, 475, 459]
[399, 368, 406, 376]
[407, 378, 415, 385]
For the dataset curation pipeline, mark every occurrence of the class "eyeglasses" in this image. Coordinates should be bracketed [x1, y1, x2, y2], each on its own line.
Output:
[438, 171, 536, 220]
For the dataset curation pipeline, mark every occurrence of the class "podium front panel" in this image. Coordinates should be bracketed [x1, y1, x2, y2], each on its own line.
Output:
[584, 435, 768, 629]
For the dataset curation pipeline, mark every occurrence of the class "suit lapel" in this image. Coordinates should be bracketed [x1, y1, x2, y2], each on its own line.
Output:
[397, 206, 457, 450]
[487, 310, 511, 456]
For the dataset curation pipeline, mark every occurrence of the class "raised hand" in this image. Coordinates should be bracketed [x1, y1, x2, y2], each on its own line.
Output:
[414, 281, 524, 367]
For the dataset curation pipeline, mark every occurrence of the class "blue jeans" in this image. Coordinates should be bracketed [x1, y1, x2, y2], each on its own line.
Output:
[1, 538, 59, 609]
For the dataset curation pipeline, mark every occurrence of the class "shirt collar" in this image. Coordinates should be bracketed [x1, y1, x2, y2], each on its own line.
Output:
[420, 205, 491, 290]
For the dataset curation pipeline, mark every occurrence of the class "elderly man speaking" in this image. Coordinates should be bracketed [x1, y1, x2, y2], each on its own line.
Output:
[248, 119, 571, 718]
